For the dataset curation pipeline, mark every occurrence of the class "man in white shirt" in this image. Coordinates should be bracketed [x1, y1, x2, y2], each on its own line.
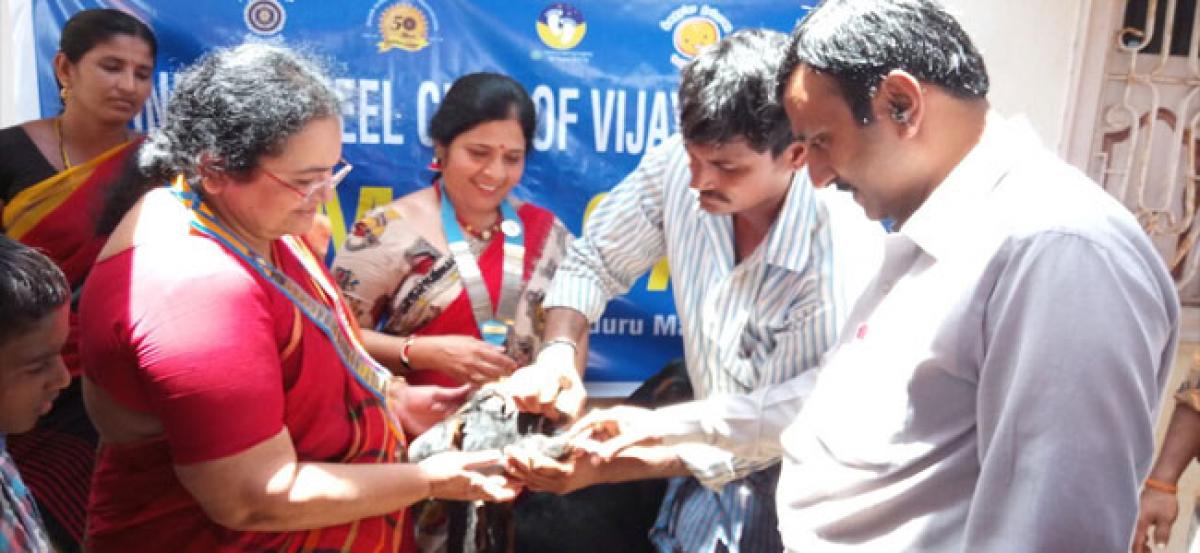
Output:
[570, 1, 1182, 551]
[503, 29, 882, 552]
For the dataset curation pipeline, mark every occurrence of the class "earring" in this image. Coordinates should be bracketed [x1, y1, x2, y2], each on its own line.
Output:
[59, 87, 70, 103]
[891, 108, 908, 124]
[427, 156, 442, 172]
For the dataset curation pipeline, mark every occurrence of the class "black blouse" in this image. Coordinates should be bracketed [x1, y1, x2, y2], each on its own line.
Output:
[0, 125, 57, 203]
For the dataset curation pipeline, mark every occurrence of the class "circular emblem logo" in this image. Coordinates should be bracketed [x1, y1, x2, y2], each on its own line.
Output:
[500, 219, 522, 238]
[244, 0, 286, 36]
[536, 3, 587, 50]
[378, 3, 430, 52]
[673, 16, 720, 58]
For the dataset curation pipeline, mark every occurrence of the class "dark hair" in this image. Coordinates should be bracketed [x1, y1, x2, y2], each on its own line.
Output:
[95, 147, 149, 236]
[137, 42, 340, 185]
[60, 9, 157, 64]
[0, 235, 69, 345]
[778, 0, 989, 125]
[679, 28, 794, 156]
[97, 43, 340, 235]
[429, 73, 537, 153]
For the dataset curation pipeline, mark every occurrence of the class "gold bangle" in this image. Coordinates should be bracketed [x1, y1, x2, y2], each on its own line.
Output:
[1145, 477, 1179, 495]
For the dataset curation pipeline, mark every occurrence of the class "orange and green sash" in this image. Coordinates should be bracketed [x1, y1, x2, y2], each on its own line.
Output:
[2, 140, 139, 287]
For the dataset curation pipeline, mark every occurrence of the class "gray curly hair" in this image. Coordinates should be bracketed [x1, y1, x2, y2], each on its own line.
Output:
[139, 42, 340, 183]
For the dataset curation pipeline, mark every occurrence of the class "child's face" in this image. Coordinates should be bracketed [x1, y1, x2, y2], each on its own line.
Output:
[0, 305, 71, 434]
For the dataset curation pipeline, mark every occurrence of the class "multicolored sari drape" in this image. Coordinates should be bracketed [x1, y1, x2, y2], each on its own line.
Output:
[2, 140, 139, 291]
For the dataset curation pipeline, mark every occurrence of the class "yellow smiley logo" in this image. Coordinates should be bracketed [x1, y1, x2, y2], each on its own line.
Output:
[673, 17, 719, 58]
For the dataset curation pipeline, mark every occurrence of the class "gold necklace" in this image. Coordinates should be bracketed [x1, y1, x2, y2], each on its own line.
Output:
[54, 116, 72, 169]
[457, 216, 502, 241]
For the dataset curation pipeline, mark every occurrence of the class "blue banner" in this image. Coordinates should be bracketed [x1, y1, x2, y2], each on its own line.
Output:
[33, 0, 813, 387]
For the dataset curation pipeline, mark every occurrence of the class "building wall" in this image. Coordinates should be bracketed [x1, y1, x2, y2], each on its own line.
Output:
[942, 0, 1094, 157]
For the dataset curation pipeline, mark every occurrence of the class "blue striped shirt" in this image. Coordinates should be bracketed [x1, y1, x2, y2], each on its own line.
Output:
[0, 436, 51, 553]
[544, 135, 883, 551]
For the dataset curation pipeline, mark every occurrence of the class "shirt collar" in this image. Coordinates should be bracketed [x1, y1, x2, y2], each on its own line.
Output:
[761, 168, 818, 272]
[899, 112, 1036, 261]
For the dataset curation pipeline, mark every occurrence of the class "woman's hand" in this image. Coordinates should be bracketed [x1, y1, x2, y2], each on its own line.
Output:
[419, 450, 522, 502]
[1132, 486, 1179, 553]
[386, 378, 471, 436]
[408, 335, 517, 384]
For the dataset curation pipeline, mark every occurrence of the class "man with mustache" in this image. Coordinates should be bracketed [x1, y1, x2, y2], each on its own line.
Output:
[505, 28, 883, 552]
[568, 1, 1181, 551]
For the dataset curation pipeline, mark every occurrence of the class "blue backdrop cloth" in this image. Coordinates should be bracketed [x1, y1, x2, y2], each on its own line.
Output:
[33, 0, 814, 386]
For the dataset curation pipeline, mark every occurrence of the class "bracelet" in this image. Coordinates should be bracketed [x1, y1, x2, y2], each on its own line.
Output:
[400, 335, 417, 369]
[1145, 477, 1179, 495]
[540, 337, 578, 355]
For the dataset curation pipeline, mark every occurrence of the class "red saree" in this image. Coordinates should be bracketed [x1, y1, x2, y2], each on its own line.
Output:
[80, 220, 414, 552]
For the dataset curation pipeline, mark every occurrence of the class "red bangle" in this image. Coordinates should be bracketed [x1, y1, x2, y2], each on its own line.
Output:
[1145, 478, 1179, 495]
[400, 336, 417, 368]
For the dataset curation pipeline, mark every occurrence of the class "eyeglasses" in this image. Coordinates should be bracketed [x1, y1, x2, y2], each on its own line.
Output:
[260, 158, 353, 201]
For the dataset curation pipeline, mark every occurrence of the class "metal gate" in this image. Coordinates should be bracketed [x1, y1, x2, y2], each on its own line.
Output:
[1092, 0, 1200, 302]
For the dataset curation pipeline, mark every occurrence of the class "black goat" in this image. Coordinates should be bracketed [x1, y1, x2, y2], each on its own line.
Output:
[408, 359, 693, 553]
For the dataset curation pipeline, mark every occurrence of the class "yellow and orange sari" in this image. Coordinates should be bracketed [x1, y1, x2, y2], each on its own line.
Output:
[3, 139, 140, 301]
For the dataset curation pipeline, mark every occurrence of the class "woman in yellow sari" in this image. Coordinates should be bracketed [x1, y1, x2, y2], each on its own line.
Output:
[0, 9, 155, 552]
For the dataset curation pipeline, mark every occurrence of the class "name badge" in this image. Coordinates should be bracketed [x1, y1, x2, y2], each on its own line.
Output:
[480, 319, 509, 346]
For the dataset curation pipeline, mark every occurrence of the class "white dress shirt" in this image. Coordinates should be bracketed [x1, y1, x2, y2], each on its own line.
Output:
[655, 115, 1181, 552]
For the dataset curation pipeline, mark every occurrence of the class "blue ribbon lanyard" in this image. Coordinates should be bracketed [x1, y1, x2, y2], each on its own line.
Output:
[439, 185, 525, 346]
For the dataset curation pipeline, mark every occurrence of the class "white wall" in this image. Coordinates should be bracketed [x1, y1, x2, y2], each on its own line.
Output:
[942, 0, 1097, 158]
[1, 0, 39, 127]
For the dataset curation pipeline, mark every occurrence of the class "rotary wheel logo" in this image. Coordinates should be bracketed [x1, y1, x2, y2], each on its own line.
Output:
[536, 3, 587, 50]
[378, 3, 430, 52]
[673, 16, 720, 58]
[244, 0, 286, 36]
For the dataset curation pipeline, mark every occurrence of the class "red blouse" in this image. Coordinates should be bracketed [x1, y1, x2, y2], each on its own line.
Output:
[80, 233, 412, 552]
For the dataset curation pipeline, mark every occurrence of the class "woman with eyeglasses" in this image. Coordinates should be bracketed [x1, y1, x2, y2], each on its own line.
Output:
[76, 43, 519, 552]
[332, 73, 580, 392]
[0, 9, 155, 551]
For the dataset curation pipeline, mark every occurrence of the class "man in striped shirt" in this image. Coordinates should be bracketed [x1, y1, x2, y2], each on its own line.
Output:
[0, 235, 71, 553]
[506, 29, 883, 552]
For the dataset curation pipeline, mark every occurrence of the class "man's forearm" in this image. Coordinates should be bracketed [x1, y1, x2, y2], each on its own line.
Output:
[544, 307, 589, 343]
[543, 307, 591, 376]
[594, 445, 691, 484]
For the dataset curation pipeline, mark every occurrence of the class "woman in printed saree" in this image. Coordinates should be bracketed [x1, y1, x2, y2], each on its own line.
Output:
[332, 73, 578, 392]
[0, 9, 155, 551]
[77, 43, 519, 553]
[332, 72, 578, 553]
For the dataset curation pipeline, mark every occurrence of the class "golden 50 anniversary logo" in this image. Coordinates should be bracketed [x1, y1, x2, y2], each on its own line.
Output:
[375, 1, 436, 52]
